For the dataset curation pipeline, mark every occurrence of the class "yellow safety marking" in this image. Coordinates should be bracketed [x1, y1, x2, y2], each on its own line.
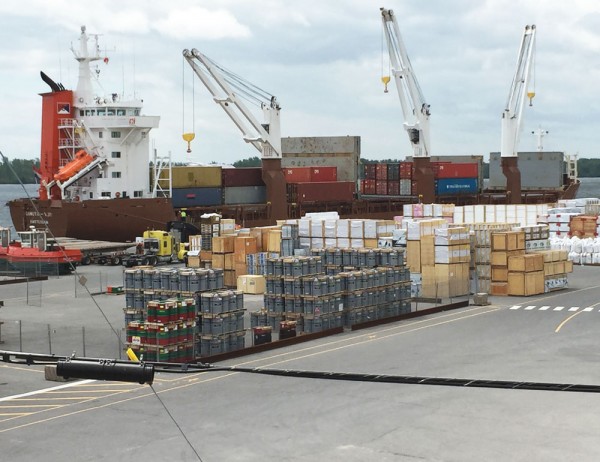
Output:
[555, 301, 600, 333]
[0, 413, 32, 416]
[11, 397, 97, 401]
[0, 365, 44, 374]
[44, 390, 134, 394]
[0, 405, 62, 408]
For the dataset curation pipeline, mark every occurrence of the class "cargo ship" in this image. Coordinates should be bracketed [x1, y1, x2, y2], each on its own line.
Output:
[7, 27, 579, 242]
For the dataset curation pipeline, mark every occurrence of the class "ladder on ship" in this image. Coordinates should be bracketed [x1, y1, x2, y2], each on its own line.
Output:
[152, 149, 172, 198]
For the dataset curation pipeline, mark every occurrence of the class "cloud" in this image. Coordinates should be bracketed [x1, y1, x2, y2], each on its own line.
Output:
[153, 7, 251, 40]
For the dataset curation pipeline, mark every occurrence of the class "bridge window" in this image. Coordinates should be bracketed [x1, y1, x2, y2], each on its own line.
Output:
[133, 190, 143, 198]
[111, 151, 121, 158]
[111, 131, 121, 138]
[98, 131, 103, 139]
[97, 109, 106, 116]
[112, 172, 122, 179]
[117, 109, 126, 116]
[101, 192, 111, 197]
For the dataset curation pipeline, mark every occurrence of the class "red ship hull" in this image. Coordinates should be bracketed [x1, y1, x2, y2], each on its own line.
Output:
[8, 197, 177, 242]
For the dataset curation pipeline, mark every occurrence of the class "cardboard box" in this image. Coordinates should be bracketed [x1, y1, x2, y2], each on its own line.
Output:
[564, 260, 573, 273]
[267, 229, 282, 253]
[491, 250, 524, 267]
[422, 263, 469, 298]
[491, 231, 526, 251]
[200, 250, 213, 262]
[235, 262, 248, 277]
[224, 270, 237, 287]
[491, 282, 508, 296]
[434, 244, 470, 264]
[407, 240, 421, 273]
[364, 238, 378, 248]
[211, 253, 225, 269]
[507, 271, 544, 296]
[237, 275, 266, 294]
[420, 236, 435, 267]
[508, 254, 544, 272]
[225, 253, 235, 270]
[212, 235, 235, 254]
[234, 236, 258, 263]
[492, 266, 508, 282]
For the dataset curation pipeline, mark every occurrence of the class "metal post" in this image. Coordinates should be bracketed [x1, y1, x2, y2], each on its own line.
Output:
[47, 324, 52, 355]
[82, 326, 86, 357]
[18, 320, 22, 352]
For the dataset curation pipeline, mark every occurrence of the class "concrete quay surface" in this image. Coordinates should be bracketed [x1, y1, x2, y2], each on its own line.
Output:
[1, 263, 600, 461]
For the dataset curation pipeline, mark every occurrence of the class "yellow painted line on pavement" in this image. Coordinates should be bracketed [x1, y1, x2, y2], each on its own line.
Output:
[0, 364, 45, 374]
[555, 301, 600, 333]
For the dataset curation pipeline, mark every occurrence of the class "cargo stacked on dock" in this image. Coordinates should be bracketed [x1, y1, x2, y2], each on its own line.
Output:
[123, 266, 243, 360]
[198, 290, 246, 356]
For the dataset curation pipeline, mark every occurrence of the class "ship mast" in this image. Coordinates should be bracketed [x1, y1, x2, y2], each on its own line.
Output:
[72, 26, 102, 106]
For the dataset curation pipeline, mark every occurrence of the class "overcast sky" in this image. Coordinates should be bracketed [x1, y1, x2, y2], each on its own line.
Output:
[0, 0, 598, 164]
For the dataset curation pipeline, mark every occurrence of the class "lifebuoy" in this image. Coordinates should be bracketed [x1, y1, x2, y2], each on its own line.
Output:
[74, 196, 80, 202]
[129, 118, 135, 125]
[115, 192, 121, 198]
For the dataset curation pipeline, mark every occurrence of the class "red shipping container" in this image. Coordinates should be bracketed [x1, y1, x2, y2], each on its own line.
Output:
[222, 167, 265, 187]
[376, 163, 388, 180]
[387, 180, 400, 196]
[436, 162, 479, 179]
[375, 180, 388, 195]
[282, 167, 312, 183]
[310, 166, 337, 182]
[364, 163, 377, 179]
[399, 162, 413, 179]
[294, 181, 355, 203]
[361, 179, 376, 195]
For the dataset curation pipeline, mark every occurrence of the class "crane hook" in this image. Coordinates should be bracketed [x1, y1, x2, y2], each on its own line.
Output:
[381, 76, 391, 93]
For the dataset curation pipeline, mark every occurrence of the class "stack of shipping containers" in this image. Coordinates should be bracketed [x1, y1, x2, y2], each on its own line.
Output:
[361, 161, 479, 197]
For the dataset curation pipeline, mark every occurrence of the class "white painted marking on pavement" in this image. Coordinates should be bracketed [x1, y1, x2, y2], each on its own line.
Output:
[509, 305, 522, 310]
[539, 306, 550, 311]
[568, 307, 579, 312]
[0, 380, 95, 402]
[554, 306, 565, 311]
[583, 307, 594, 312]
[524, 306, 536, 310]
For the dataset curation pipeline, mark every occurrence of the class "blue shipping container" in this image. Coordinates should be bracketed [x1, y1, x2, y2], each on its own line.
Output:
[171, 187, 223, 207]
[435, 178, 478, 195]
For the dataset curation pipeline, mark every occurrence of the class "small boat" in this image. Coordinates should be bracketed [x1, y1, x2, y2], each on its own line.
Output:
[2, 227, 82, 276]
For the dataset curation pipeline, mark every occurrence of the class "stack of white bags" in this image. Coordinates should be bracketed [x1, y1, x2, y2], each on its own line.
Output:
[551, 235, 600, 265]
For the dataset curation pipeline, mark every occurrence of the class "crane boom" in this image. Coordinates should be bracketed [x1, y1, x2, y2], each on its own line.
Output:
[501, 25, 536, 158]
[182, 49, 282, 159]
[381, 8, 431, 158]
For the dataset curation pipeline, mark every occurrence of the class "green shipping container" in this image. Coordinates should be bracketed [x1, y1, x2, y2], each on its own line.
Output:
[161, 166, 223, 188]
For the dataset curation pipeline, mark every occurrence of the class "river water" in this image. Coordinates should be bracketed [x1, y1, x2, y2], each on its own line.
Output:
[1, 179, 600, 233]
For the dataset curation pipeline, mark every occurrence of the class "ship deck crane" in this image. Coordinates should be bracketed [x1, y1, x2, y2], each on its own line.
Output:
[380, 7, 435, 203]
[501, 25, 537, 204]
[182, 49, 287, 220]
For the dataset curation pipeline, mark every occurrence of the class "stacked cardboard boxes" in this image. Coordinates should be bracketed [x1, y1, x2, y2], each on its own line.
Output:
[211, 235, 236, 287]
[507, 254, 545, 296]
[490, 231, 526, 296]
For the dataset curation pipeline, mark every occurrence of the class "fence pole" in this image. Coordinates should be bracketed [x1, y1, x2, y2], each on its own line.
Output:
[18, 320, 22, 352]
[47, 324, 52, 355]
[82, 326, 86, 357]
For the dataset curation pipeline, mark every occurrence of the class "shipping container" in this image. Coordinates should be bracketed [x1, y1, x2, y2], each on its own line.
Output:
[283, 167, 312, 183]
[488, 152, 564, 190]
[387, 180, 400, 196]
[400, 162, 413, 179]
[387, 163, 400, 181]
[222, 167, 265, 187]
[162, 166, 222, 188]
[364, 163, 377, 180]
[375, 180, 388, 195]
[436, 162, 478, 179]
[400, 179, 412, 195]
[310, 166, 337, 182]
[361, 179, 376, 195]
[376, 163, 388, 181]
[223, 186, 266, 204]
[435, 178, 478, 195]
[288, 181, 355, 203]
[171, 187, 223, 207]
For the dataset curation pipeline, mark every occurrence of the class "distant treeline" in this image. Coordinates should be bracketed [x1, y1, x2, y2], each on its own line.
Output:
[1, 156, 598, 184]
[0, 158, 39, 184]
